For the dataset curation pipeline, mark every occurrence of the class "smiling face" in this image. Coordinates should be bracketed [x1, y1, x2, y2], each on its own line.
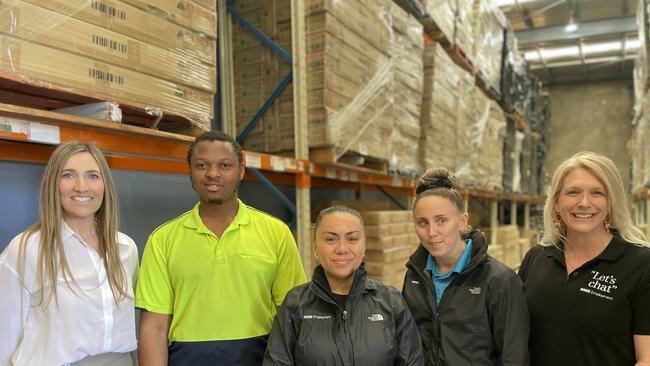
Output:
[190, 140, 245, 206]
[555, 167, 609, 238]
[315, 212, 366, 294]
[413, 195, 468, 266]
[58, 152, 105, 224]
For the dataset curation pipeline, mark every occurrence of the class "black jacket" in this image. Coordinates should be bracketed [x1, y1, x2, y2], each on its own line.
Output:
[402, 229, 530, 366]
[264, 264, 424, 366]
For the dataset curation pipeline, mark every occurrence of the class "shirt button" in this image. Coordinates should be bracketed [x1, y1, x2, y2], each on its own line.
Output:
[572, 271, 579, 276]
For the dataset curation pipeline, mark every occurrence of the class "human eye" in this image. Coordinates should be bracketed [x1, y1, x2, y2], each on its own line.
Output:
[416, 219, 428, 227]
[347, 235, 360, 243]
[88, 172, 102, 180]
[61, 171, 74, 179]
[435, 217, 448, 224]
[195, 161, 207, 169]
[221, 162, 233, 169]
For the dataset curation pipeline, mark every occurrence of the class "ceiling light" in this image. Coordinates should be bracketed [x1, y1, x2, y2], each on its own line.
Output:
[540, 46, 580, 59]
[565, 19, 577, 32]
[524, 51, 541, 61]
[626, 38, 640, 50]
[582, 41, 622, 55]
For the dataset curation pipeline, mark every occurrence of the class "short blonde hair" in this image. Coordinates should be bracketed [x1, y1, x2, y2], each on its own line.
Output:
[541, 151, 647, 246]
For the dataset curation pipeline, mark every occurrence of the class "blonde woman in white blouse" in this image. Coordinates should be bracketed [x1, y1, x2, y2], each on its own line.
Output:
[0, 141, 138, 366]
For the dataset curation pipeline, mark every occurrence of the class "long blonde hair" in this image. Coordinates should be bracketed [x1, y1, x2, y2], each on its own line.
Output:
[18, 141, 129, 306]
[541, 151, 647, 246]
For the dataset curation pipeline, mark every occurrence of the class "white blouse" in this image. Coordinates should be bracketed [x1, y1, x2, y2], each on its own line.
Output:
[0, 222, 139, 366]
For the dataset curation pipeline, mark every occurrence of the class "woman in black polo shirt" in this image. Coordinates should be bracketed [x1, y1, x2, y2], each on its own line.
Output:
[519, 151, 650, 365]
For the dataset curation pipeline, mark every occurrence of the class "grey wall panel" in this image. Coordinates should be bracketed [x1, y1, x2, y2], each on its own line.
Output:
[0, 160, 296, 255]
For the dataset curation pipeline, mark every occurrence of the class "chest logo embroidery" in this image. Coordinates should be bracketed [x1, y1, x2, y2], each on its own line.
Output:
[411, 280, 420, 285]
[469, 286, 481, 295]
[304, 314, 332, 319]
[368, 313, 384, 322]
[578, 270, 618, 301]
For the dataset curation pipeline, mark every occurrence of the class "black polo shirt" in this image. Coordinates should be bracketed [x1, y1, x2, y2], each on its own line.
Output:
[519, 236, 650, 366]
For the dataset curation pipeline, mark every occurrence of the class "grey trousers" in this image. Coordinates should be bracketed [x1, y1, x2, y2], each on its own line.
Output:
[71, 352, 136, 366]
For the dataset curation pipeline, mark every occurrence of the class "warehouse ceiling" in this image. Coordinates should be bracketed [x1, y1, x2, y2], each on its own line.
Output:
[496, 0, 638, 85]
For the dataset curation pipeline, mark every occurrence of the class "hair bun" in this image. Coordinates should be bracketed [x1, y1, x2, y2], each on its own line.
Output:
[416, 168, 454, 194]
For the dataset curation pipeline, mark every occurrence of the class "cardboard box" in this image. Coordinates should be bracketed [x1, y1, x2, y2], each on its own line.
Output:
[120, 0, 217, 38]
[23, 0, 215, 65]
[0, 35, 213, 128]
[0, 0, 215, 92]
[366, 244, 416, 262]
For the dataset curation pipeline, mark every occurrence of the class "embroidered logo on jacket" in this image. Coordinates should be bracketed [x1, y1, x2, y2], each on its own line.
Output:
[368, 313, 384, 322]
[469, 286, 481, 295]
[578, 270, 618, 301]
[411, 280, 420, 285]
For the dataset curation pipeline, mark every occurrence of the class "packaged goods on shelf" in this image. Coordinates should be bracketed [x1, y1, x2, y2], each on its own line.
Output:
[234, 0, 415, 169]
[501, 27, 532, 116]
[420, 0, 454, 41]
[22, 0, 215, 65]
[420, 42, 460, 172]
[456, 91, 506, 191]
[193, 0, 215, 11]
[0, 35, 213, 129]
[454, 0, 475, 62]
[630, 91, 650, 192]
[388, 3, 423, 177]
[361, 209, 418, 290]
[635, 0, 650, 118]
[473, 0, 506, 98]
[0, 0, 216, 92]
[120, 0, 217, 38]
[503, 125, 525, 193]
[484, 225, 522, 268]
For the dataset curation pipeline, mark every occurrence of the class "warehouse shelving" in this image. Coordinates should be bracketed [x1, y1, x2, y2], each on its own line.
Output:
[0, 0, 546, 272]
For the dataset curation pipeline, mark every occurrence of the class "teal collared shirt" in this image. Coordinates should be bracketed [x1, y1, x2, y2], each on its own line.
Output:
[425, 239, 473, 304]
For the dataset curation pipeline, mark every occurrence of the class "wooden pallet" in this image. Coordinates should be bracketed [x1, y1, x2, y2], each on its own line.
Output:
[309, 147, 389, 175]
[420, 16, 452, 48]
[0, 70, 209, 137]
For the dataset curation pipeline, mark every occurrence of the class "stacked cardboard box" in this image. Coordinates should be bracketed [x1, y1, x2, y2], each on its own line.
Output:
[420, 42, 460, 171]
[389, 4, 423, 177]
[473, 0, 506, 97]
[233, 0, 397, 163]
[454, 0, 476, 62]
[2, 0, 216, 129]
[630, 92, 650, 192]
[635, 0, 650, 119]
[362, 210, 419, 290]
[485, 225, 523, 268]
[456, 87, 506, 191]
[420, 0, 454, 41]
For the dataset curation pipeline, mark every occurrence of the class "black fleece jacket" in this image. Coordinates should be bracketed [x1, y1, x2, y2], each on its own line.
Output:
[264, 264, 424, 366]
[402, 229, 530, 366]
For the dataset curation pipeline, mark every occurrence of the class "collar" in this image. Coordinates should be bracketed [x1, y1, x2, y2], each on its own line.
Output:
[60, 220, 130, 246]
[311, 263, 376, 301]
[425, 239, 473, 278]
[546, 235, 626, 263]
[185, 198, 250, 234]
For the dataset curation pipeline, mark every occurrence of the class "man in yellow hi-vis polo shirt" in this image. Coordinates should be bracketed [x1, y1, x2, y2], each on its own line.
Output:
[136, 131, 306, 366]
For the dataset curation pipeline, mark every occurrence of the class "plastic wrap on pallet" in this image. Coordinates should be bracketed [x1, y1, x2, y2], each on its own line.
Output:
[420, 42, 460, 172]
[511, 130, 525, 193]
[502, 118, 516, 192]
[234, 0, 398, 164]
[630, 91, 650, 192]
[22, 0, 216, 65]
[473, 0, 505, 98]
[634, 0, 650, 119]
[120, 0, 217, 38]
[0, 34, 213, 128]
[420, 0, 454, 41]
[0, 0, 216, 93]
[501, 26, 531, 116]
[454, 0, 475, 62]
[455, 87, 506, 192]
[388, 3, 423, 177]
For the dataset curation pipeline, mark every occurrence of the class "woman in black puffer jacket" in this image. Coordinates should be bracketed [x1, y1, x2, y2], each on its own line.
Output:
[402, 168, 530, 366]
[264, 205, 424, 366]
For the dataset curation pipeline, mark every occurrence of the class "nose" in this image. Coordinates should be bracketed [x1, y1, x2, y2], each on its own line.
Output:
[73, 176, 87, 191]
[206, 164, 221, 178]
[334, 241, 350, 254]
[427, 224, 437, 238]
[578, 193, 591, 207]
